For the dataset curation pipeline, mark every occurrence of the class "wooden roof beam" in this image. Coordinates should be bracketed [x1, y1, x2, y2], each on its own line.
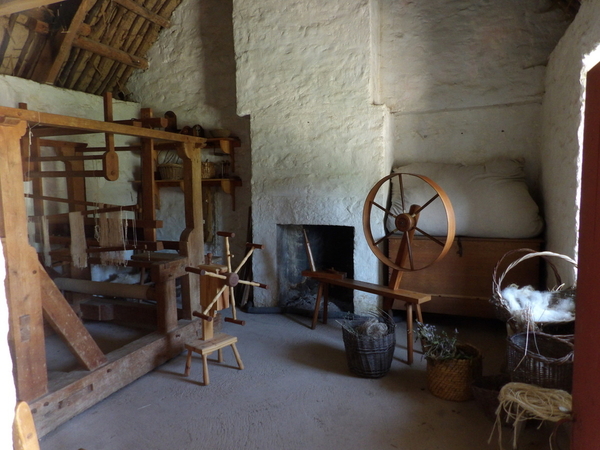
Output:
[38, 0, 95, 85]
[113, 0, 171, 28]
[73, 36, 148, 69]
[0, 0, 67, 17]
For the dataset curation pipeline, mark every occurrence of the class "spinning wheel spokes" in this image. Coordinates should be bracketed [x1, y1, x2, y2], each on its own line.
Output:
[374, 229, 397, 247]
[414, 227, 446, 247]
[413, 193, 439, 215]
[192, 232, 267, 321]
[363, 172, 455, 273]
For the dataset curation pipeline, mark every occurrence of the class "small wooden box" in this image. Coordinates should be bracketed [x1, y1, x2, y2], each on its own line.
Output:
[388, 236, 543, 318]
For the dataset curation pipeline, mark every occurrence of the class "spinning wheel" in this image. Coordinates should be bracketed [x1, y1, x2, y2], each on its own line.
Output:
[306, 172, 455, 364]
[363, 172, 455, 274]
[183, 231, 267, 385]
[189, 231, 267, 321]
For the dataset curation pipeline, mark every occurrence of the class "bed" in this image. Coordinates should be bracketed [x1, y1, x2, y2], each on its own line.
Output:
[386, 159, 544, 318]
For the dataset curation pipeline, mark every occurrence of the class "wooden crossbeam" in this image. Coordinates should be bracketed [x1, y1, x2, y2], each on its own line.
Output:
[0, 105, 207, 145]
[28, 154, 103, 162]
[39, 267, 107, 371]
[30, 321, 199, 437]
[26, 170, 107, 178]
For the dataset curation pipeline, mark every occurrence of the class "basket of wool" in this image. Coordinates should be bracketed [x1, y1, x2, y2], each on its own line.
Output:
[340, 313, 396, 378]
[490, 250, 576, 335]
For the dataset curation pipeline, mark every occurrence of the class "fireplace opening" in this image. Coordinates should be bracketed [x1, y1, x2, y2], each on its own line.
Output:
[277, 224, 354, 316]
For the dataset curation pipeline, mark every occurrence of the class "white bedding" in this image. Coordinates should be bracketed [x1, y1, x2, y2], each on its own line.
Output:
[388, 159, 544, 238]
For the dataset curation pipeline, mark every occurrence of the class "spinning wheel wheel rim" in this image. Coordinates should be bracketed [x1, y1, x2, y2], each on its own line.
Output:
[363, 172, 456, 272]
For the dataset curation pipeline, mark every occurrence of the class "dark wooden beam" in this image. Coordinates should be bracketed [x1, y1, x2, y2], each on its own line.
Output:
[39, 0, 95, 84]
[0, 0, 67, 17]
[29, 320, 200, 437]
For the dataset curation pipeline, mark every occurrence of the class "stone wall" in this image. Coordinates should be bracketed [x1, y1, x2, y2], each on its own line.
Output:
[230, 0, 569, 309]
[233, 0, 389, 310]
[382, 0, 569, 190]
[541, 0, 600, 285]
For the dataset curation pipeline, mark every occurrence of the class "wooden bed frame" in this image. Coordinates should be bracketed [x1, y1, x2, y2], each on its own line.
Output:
[387, 235, 543, 318]
[0, 96, 206, 436]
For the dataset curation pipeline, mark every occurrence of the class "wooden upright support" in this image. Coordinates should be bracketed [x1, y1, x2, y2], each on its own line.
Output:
[0, 118, 48, 401]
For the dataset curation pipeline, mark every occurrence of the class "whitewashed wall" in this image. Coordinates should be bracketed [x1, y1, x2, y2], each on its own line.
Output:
[127, 0, 251, 261]
[382, 0, 569, 191]
[541, 0, 600, 286]
[233, 0, 390, 310]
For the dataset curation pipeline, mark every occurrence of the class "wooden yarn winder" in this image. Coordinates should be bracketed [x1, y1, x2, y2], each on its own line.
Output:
[306, 173, 456, 364]
[183, 231, 267, 385]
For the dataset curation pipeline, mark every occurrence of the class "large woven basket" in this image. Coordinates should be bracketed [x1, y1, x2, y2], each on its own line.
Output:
[426, 344, 482, 401]
[342, 317, 395, 378]
[507, 332, 574, 392]
[491, 249, 577, 334]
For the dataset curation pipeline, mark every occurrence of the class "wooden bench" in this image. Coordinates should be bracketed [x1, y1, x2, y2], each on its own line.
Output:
[303, 270, 431, 364]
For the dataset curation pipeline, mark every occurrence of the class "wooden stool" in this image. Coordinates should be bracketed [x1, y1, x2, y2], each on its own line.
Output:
[183, 332, 244, 385]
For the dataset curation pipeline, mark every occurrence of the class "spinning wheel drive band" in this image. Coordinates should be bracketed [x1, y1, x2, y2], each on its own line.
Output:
[363, 173, 456, 272]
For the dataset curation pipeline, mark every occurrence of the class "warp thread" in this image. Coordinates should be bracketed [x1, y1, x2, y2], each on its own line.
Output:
[97, 209, 126, 265]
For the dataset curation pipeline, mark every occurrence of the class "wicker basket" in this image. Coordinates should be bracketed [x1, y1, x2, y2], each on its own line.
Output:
[471, 374, 511, 423]
[507, 332, 574, 392]
[426, 344, 483, 401]
[158, 163, 183, 180]
[342, 317, 395, 378]
[491, 249, 577, 334]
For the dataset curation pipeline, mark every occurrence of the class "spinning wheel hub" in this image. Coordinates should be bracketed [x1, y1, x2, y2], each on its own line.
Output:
[223, 272, 239, 287]
[395, 213, 416, 232]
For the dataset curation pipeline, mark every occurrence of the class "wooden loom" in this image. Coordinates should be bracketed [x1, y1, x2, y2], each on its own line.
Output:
[0, 95, 207, 437]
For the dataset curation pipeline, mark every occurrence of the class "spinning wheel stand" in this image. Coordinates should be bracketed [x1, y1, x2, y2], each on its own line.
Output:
[183, 231, 267, 384]
[306, 173, 455, 364]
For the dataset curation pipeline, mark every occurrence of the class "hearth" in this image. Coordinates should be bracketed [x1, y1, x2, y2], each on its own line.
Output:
[277, 224, 354, 316]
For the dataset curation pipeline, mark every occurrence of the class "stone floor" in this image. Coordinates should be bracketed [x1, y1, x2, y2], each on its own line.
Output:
[39, 311, 570, 450]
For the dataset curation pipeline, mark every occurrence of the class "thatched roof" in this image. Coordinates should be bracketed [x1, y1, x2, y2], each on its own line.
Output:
[0, 0, 182, 98]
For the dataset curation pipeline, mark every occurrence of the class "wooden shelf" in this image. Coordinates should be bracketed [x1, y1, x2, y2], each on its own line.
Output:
[203, 137, 241, 155]
[155, 177, 242, 210]
[153, 137, 242, 210]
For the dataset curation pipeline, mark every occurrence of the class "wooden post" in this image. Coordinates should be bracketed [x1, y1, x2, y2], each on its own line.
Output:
[0, 118, 48, 401]
[140, 108, 157, 243]
[178, 141, 204, 319]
